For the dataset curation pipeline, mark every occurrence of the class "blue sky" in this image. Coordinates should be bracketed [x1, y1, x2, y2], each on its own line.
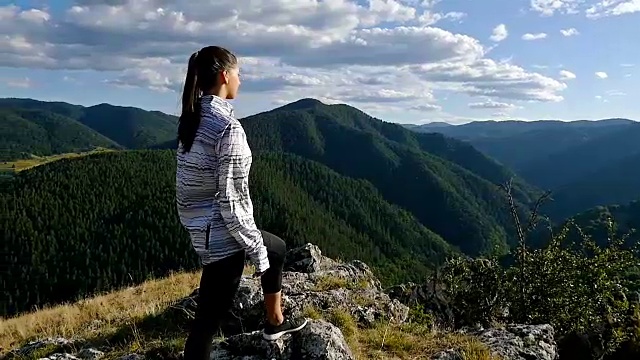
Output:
[0, 0, 638, 124]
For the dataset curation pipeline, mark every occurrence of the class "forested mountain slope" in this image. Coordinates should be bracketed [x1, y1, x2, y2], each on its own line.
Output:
[0, 98, 177, 159]
[0, 108, 121, 161]
[541, 152, 640, 220]
[0, 150, 456, 317]
[240, 99, 536, 255]
[405, 118, 640, 221]
[519, 122, 640, 189]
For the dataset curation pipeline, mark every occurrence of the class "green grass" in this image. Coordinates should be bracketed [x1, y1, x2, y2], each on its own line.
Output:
[0, 148, 114, 173]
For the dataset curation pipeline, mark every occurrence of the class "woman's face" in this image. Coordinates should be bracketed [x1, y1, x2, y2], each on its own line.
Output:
[224, 66, 241, 99]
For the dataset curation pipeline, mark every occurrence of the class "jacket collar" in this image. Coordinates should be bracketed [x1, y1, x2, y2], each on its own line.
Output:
[202, 94, 234, 117]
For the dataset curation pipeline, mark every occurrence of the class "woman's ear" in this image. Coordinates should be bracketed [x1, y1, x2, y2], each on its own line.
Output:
[222, 70, 230, 85]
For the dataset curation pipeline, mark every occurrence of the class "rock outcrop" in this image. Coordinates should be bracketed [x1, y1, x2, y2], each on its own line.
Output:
[432, 324, 558, 360]
[6, 243, 560, 360]
[172, 243, 409, 333]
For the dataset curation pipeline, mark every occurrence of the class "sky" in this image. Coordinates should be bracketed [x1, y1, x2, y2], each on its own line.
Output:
[0, 0, 638, 124]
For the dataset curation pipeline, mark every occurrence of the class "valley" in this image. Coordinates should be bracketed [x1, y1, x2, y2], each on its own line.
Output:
[2, 97, 640, 360]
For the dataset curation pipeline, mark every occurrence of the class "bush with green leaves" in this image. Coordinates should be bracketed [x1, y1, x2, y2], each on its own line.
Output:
[437, 184, 640, 357]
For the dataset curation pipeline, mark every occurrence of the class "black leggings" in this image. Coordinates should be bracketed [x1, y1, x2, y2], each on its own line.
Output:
[183, 230, 287, 360]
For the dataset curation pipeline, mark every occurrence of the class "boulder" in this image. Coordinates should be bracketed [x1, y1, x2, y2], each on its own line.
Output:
[431, 324, 558, 360]
[473, 324, 558, 360]
[387, 280, 455, 328]
[209, 319, 354, 359]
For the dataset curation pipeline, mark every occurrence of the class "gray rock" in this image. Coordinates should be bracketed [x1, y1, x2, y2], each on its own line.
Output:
[284, 243, 336, 273]
[38, 354, 79, 360]
[431, 349, 462, 360]
[387, 280, 455, 328]
[209, 319, 354, 359]
[13, 337, 74, 357]
[76, 348, 104, 360]
[171, 243, 409, 333]
[473, 324, 558, 360]
[118, 354, 144, 360]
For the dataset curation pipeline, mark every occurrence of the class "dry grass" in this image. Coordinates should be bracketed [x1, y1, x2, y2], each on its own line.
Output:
[312, 274, 370, 292]
[302, 304, 500, 360]
[0, 148, 114, 173]
[2, 266, 497, 360]
[0, 271, 200, 354]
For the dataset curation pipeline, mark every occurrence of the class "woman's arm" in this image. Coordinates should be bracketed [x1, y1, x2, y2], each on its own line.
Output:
[216, 122, 270, 272]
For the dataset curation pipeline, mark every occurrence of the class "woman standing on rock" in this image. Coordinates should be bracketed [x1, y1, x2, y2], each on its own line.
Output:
[175, 45, 308, 360]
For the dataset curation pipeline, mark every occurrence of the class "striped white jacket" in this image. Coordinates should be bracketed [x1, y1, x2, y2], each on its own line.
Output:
[175, 95, 269, 272]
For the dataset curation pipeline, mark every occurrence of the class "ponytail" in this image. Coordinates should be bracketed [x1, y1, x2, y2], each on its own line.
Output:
[178, 51, 201, 153]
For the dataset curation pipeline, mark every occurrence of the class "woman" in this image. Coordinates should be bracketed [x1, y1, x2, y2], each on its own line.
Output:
[175, 45, 308, 360]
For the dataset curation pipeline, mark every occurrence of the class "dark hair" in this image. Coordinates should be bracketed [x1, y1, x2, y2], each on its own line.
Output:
[178, 46, 238, 153]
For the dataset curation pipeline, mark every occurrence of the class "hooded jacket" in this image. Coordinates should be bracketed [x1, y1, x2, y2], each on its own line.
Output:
[175, 94, 269, 272]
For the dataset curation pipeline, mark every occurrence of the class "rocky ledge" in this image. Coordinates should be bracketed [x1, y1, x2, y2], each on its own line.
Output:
[6, 243, 559, 360]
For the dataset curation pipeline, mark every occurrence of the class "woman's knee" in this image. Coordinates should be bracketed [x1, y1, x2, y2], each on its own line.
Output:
[260, 230, 286, 265]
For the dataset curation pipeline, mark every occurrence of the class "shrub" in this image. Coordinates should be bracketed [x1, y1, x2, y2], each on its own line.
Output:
[436, 181, 640, 358]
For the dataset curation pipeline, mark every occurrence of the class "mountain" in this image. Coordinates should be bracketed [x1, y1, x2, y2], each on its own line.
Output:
[0, 97, 545, 317]
[0, 98, 178, 160]
[518, 122, 640, 189]
[405, 118, 634, 171]
[541, 152, 640, 220]
[0, 149, 458, 317]
[406, 118, 634, 140]
[405, 118, 640, 221]
[0, 108, 121, 161]
[239, 98, 540, 255]
[568, 200, 640, 245]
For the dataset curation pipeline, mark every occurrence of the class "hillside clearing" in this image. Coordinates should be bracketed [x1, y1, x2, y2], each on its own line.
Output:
[0, 148, 114, 173]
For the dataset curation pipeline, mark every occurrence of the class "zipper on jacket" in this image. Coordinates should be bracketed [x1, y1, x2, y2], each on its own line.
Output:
[205, 223, 211, 250]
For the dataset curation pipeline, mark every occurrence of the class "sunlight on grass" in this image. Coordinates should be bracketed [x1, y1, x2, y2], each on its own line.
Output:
[0, 148, 114, 173]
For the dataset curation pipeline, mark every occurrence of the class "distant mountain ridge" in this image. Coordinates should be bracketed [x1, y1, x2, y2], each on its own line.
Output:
[404, 116, 640, 220]
[405, 118, 635, 139]
[0, 98, 177, 160]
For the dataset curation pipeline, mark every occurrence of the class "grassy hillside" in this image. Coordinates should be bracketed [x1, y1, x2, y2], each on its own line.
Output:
[0, 148, 114, 173]
[0, 150, 458, 318]
[0, 98, 177, 160]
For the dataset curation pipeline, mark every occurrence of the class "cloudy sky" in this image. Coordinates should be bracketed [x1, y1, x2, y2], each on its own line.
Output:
[0, 0, 638, 124]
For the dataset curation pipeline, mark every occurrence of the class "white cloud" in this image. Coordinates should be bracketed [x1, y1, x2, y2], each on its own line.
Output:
[560, 27, 580, 36]
[587, 0, 640, 18]
[4, 76, 33, 88]
[490, 24, 508, 42]
[559, 70, 576, 80]
[530, 0, 583, 16]
[605, 89, 626, 96]
[595, 71, 608, 79]
[522, 32, 548, 40]
[492, 111, 510, 117]
[530, 0, 640, 18]
[0, 1, 568, 112]
[468, 100, 518, 109]
[411, 104, 442, 112]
